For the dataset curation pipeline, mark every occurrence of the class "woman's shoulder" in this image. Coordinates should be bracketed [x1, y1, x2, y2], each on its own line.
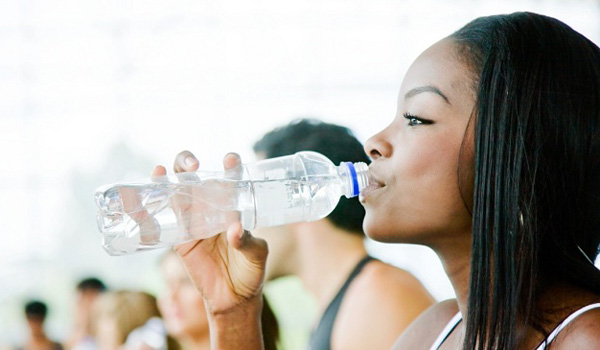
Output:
[391, 298, 460, 350]
[548, 303, 600, 350]
[353, 260, 437, 323]
[330, 260, 437, 350]
[359, 260, 434, 298]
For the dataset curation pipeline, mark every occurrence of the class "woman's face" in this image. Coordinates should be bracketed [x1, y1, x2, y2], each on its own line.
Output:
[362, 38, 476, 244]
[157, 253, 209, 339]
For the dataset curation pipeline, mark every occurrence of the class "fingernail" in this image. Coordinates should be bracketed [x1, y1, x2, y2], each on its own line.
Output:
[184, 156, 197, 168]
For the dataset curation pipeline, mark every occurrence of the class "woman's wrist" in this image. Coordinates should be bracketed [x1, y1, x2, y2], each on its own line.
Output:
[207, 295, 265, 350]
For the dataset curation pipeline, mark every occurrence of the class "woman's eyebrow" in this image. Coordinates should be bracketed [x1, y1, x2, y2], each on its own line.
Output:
[404, 85, 450, 104]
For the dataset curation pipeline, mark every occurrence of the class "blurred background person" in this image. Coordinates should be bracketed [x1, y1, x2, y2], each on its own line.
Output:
[64, 278, 106, 350]
[90, 290, 167, 350]
[20, 300, 63, 350]
[253, 119, 436, 350]
[157, 250, 280, 350]
[157, 251, 208, 349]
[124, 317, 174, 350]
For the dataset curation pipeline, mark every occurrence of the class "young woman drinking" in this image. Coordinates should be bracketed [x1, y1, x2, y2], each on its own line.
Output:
[152, 12, 600, 349]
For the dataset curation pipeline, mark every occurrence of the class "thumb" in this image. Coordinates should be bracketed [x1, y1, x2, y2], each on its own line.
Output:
[226, 222, 268, 264]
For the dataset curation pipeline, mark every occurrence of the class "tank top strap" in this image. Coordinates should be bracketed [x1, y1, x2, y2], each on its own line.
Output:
[308, 256, 375, 350]
[338, 256, 374, 290]
[428, 312, 462, 350]
[535, 303, 600, 350]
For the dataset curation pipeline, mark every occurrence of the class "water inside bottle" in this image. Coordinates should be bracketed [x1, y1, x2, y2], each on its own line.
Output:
[251, 174, 342, 227]
[96, 180, 248, 255]
[95, 174, 344, 255]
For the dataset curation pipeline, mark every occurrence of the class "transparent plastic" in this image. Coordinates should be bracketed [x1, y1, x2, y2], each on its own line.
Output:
[94, 151, 370, 255]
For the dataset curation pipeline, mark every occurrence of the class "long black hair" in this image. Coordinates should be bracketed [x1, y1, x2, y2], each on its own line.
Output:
[451, 12, 600, 350]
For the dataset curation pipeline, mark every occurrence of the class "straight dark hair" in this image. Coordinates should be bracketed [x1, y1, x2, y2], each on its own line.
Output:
[451, 12, 600, 350]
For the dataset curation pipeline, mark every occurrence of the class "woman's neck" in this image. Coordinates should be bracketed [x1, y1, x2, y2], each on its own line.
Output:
[432, 234, 472, 317]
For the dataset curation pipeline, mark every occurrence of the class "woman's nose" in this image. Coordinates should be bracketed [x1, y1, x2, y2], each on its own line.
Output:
[364, 127, 392, 160]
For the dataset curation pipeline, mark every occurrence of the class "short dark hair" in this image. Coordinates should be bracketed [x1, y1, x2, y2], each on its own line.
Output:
[253, 118, 370, 234]
[25, 300, 47, 321]
[76, 277, 107, 292]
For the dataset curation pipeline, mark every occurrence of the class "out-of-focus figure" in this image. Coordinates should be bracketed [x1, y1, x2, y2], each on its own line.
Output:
[64, 278, 106, 350]
[157, 250, 280, 350]
[91, 291, 168, 350]
[20, 300, 63, 350]
[157, 251, 209, 349]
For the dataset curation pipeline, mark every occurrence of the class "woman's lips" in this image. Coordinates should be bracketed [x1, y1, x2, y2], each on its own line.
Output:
[359, 173, 384, 202]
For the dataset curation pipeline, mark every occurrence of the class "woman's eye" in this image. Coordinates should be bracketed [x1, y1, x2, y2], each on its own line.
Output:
[403, 113, 431, 126]
[408, 117, 421, 126]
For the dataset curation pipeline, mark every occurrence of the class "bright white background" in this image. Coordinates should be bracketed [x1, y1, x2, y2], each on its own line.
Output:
[1, 0, 599, 346]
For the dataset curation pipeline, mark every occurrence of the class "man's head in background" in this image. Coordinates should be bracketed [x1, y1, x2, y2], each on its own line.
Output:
[25, 300, 49, 336]
[77, 277, 106, 293]
[253, 118, 370, 279]
[75, 277, 107, 333]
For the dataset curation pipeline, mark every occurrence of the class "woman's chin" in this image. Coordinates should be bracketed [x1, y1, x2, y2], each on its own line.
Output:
[363, 218, 401, 243]
[363, 215, 430, 244]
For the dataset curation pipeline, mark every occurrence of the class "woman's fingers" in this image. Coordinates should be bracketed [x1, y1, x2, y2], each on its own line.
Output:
[223, 152, 243, 179]
[171, 152, 200, 225]
[173, 239, 203, 259]
[223, 152, 242, 169]
[226, 222, 268, 265]
[174, 150, 199, 173]
[151, 165, 167, 178]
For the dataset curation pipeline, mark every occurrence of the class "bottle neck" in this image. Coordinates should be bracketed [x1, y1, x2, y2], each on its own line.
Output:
[337, 162, 370, 198]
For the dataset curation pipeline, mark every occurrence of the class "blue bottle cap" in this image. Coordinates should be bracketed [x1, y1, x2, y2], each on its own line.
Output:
[345, 162, 359, 197]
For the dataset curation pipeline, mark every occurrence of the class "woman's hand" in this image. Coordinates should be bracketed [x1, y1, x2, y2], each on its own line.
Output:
[151, 150, 268, 314]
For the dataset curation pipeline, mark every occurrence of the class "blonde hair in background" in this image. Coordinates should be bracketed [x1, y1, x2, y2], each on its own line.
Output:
[91, 290, 161, 345]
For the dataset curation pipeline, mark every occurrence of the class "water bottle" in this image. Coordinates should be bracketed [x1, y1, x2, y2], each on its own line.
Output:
[94, 151, 370, 255]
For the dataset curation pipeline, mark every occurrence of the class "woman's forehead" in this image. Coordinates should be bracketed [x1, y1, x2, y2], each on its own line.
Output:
[399, 38, 475, 106]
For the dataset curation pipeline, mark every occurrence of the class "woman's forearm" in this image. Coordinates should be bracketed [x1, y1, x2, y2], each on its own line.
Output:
[208, 296, 265, 350]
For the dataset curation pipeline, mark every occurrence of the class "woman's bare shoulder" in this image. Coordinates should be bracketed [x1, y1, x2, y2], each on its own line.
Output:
[360, 261, 435, 304]
[331, 260, 437, 350]
[392, 298, 460, 350]
[550, 306, 600, 350]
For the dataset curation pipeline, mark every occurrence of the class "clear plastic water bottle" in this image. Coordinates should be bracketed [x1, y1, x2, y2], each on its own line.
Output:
[95, 151, 370, 255]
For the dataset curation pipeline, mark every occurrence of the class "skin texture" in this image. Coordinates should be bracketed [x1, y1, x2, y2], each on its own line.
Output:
[155, 36, 600, 350]
[158, 252, 210, 349]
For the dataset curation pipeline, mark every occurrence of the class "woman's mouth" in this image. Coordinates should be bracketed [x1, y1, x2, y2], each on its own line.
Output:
[359, 173, 385, 202]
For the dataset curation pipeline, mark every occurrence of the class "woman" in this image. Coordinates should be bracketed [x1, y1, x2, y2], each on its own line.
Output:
[152, 12, 600, 349]
[157, 251, 210, 349]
